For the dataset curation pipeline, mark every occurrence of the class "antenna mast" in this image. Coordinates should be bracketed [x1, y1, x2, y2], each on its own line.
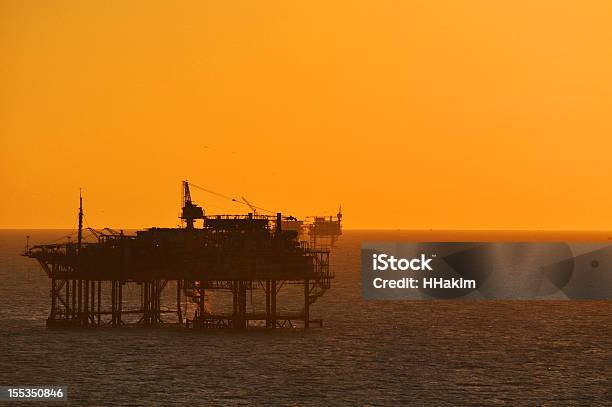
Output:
[77, 188, 83, 254]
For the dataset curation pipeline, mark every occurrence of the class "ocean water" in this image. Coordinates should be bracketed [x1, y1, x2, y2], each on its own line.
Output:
[0, 230, 610, 406]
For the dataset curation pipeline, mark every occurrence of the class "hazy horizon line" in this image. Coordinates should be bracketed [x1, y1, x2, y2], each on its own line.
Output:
[3, 228, 612, 232]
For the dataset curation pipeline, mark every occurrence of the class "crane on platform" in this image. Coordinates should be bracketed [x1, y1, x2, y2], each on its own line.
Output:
[241, 196, 258, 215]
[188, 181, 276, 215]
[180, 181, 205, 229]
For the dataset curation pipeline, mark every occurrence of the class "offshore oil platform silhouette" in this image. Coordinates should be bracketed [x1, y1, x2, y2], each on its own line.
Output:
[24, 181, 342, 329]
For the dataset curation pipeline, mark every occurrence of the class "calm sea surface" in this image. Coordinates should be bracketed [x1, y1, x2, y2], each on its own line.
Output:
[0, 230, 610, 406]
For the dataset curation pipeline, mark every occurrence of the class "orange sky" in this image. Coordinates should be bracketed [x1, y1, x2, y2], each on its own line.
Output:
[2, 1, 612, 229]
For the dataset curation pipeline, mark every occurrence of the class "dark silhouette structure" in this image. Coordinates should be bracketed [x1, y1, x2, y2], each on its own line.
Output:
[24, 181, 337, 328]
[307, 207, 343, 248]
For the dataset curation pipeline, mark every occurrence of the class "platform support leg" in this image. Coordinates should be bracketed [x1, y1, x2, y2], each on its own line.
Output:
[177, 280, 182, 325]
[97, 280, 101, 326]
[71, 280, 76, 320]
[304, 279, 309, 329]
[198, 282, 205, 326]
[84, 279, 89, 326]
[271, 280, 277, 328]
[49, 278, 57, 322]
[77, 280, 82, 324]
[265, 280, 271, 327]
[65, 279, 70, 321]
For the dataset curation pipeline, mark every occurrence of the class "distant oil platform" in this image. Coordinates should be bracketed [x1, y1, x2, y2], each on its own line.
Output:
[23, 181, 342, 329]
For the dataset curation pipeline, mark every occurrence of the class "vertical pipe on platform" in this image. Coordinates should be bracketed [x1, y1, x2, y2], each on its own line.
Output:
[77, 280, 82, 324]
[72, 280, 76, 319]
[232, 281, 238, 328]
[276, 212, 282, 235]
[158, 280, 163, 324]
[304, 280, 310, 329]
[50, 278, 56, 322]
[65, 280, 70, 321]
[90, 280, 95, 324]
[84, 279, 89, 326]
[142, 282, 148, 325]
[154, 281, 160, 324]
[149, 281, 153, 324]
[176, 280, 182, 325]
[97, 280, 101, 326]
[271, 280, 277, 328]
[117, 281, 122, 325]
[151, 281, 156, 324]
[111, 280, 116, 325]
[198, 283, 205, 326]
[157, 282, 160, 323]
[149, 281, 152, 324]
[150, 281, 154, 324]
[152, 281, 156, 324]
[140, 282, 143, 325]
[265, 280, 271, 328]
[240, 281, 247, 328]
[151, 283, 153, 324]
